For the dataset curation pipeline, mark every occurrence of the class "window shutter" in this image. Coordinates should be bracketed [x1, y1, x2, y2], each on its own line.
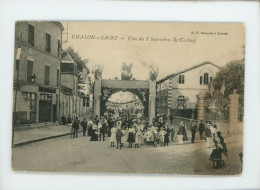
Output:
[204, 73, 209, 85]
[27, 61, 34, 82]
[28, 24, 34, 46]
[45, 33, 51, 53]
[45, 65, 50, 85]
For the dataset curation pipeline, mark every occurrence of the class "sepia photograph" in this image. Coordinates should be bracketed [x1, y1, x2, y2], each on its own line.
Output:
[12, 21, 245, 175]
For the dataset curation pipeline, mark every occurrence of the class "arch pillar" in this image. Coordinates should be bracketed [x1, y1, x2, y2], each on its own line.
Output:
[149, 81, 156, 122]
[197, 90, 206, 121]
[94, 79, 101, 117]
[229, 90, 239, 133]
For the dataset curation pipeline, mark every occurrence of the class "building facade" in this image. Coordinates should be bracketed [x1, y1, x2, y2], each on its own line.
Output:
[79, 67, 93, 115]
[156, 62, 220, 119]
[60, 51, 84, 118]
[14, 21, 64, 124]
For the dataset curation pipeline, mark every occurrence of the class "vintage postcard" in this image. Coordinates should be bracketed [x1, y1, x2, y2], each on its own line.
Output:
[12, 21, 245, 175]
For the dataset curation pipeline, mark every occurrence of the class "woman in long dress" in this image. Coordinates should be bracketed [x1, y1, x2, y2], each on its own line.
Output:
[121, 127, 127, 147]
[90, 126, 98, 141]
[182, 123, 188, 141]
[209, 131, 227, 169]
[87, 119, 93, 137]
[209, 135, 223, 169]
[134, 129, 141, 148]
[110, 125, 117, 147]
[136, 122, 144, 146]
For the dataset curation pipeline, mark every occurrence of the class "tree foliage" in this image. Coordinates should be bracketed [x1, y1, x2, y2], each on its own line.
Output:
[205, 59, 245, 120]
[66, 46, 89, 73]
[212, 59, 244, 100]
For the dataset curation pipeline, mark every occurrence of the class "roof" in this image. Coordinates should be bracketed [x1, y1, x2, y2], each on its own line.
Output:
[53, 22, 64, 31]
[157, 62, 221, 84]
[61, 50, 75, 64]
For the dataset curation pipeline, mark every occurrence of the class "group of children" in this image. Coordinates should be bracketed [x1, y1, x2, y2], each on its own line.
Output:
[109, 120, 172, 150]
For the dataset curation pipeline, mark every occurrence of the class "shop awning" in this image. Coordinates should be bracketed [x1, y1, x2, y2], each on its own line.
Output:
[13, 91, 31, 112]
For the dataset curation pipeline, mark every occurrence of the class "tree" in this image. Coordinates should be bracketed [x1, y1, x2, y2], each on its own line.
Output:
[205, 59, 245, 120]
[66, 46, 88, 72]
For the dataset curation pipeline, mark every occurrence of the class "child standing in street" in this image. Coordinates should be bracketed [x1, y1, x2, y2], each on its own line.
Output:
[116, 128, 124, 149]
[127, 126, 135, 148]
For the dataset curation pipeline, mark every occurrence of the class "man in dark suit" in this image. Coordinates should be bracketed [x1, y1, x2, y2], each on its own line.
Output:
[199, 120, 205, 140]
[72, 117, 80, 138]
[190, 122, 197, 143]
[107, 117, 113, 137]
[170, 114, 174, 124]
[99, 117, 107, 141]
[80, 117, 88, 136]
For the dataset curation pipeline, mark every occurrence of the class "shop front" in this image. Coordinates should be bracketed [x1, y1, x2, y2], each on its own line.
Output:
[38, 86, 59, 123]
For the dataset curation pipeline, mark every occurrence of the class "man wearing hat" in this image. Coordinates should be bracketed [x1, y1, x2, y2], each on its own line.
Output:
[72, 116, 80, 138]
[190, 122, 197, 143]
[81, 117, 88, 136]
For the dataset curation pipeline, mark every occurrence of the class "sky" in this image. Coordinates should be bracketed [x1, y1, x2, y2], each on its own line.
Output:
[62, 21, 245, 80]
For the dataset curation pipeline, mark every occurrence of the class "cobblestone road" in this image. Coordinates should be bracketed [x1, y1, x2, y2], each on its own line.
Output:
[12, 132, 243, 175]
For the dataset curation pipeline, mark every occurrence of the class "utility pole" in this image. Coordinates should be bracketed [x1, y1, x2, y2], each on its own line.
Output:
[12, 32, 22, 147]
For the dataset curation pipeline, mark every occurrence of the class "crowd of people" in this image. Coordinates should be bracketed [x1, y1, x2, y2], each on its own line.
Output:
[60, 114, 228, 170]
[87, 114, 177, 149]
[62, 114, 192, 148]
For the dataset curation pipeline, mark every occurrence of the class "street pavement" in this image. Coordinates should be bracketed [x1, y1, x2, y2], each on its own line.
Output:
[12, 130, 243, 175]
[13, 115, 90, 145]
[13, 124, 71, 145]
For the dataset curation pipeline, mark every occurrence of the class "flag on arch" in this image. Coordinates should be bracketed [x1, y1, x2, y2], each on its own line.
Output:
[220, 82, 226, 95]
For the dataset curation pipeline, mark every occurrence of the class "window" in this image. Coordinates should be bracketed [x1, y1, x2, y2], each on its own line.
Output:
[177, 96, 185, 110]
[45, 33, 51, 53]
[204, 73, 209, 85]
[27, 60, 34, 83]
[56, 69, 59, 87]
[61, 63, 74, 73]
[22, 92, 36, 122]
[200, 76, 203, 85]
[40, 93, 52, 101]
[178, 75, 185, 84]
[57, 39, 61, 57]
[28, 24, 34, 46]
[44, 65, 50, 85]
